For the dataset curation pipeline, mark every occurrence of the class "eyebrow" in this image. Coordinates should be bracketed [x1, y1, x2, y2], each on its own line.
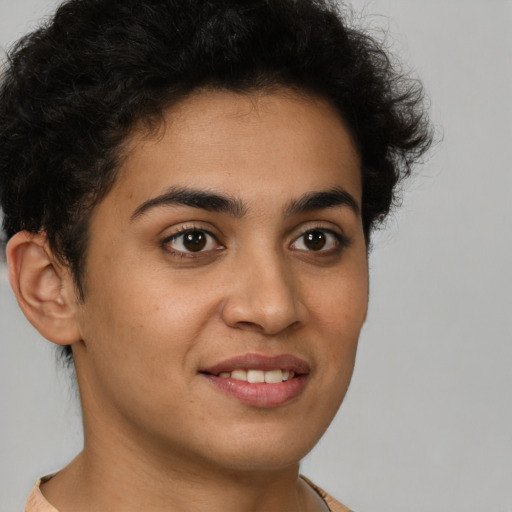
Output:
[130, 185, 359, 221]
[130, 187, 246, 220]
[285, 187, 360, 217]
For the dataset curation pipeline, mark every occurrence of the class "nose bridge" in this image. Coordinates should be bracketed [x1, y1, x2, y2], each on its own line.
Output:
[221, 243, 306, 334]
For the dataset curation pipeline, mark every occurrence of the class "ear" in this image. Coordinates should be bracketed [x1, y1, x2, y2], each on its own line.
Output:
[6, 231, 82, 345]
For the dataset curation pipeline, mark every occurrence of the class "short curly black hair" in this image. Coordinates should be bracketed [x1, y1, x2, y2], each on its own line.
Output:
[0, 0, 431, 293]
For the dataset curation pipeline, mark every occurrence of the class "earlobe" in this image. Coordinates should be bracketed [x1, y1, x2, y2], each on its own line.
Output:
[6, 231, 82, 345]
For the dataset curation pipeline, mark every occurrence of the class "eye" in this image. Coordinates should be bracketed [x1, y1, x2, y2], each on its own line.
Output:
[290, 229, 345, 252]
[163, 229, 221, 254]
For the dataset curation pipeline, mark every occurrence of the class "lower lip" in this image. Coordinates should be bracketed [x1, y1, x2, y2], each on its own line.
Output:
[203, 374, 308, 408]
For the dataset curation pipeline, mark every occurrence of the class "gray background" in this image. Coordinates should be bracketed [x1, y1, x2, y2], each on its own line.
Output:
[1, 1, 511, 511]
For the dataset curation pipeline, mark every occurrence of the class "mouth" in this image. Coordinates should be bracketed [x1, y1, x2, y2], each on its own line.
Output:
[215, 369, 296, 383]
[201, 353, 310, 408]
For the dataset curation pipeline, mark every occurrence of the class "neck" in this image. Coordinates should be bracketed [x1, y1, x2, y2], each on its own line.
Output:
[41, 451, 325, 512]
[40, 423, 327, 512]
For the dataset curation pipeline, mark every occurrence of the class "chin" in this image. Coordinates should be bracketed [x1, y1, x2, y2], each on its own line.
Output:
[207, 445, 308, 474]
[192, 419, 326, 474]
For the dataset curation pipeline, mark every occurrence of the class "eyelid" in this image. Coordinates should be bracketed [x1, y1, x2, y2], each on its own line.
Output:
[161, 224, 224, 256]
[160, 221, 220, 242]
[289, 224, 351, 252]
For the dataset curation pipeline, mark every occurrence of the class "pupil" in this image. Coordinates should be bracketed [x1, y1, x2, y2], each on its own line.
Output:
[183, 231, 207, 252]
[305, 231, 326, 250]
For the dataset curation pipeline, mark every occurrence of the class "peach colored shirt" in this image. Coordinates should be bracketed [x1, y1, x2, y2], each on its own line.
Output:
[25, 475, 57, 512]
[25, 474, 352, 512]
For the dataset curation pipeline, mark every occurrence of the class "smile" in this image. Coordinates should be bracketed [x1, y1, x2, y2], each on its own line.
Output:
[218, 369, 295, 383]
[202, 353, 309, 407]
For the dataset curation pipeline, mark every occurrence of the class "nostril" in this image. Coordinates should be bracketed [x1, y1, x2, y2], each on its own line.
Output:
[220, 287, 307, 335]
[237, 321, 259, 329]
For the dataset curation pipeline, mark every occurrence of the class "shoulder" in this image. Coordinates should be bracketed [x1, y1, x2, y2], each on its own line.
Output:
[25, 476, 59, 512]
[26, 473, 354, 512]
[301, 475, 355, 512]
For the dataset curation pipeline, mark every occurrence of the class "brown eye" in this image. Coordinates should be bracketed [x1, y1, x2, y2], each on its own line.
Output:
[290, 229, 345, 253]
[165, 229, 219, 254]
[304, 231, 326, 251]
[183, 231, 207, 252]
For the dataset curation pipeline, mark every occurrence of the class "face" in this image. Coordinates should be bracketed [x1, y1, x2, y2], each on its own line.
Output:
[72, 89, 369, 473]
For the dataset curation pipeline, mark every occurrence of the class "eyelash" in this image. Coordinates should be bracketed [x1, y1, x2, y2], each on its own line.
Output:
[161, 226, 350, 258]
[290, 228, 350, 254]
[162, 226, 222, 258]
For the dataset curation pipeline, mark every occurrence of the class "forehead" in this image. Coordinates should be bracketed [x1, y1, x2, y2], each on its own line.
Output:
[98, 88, 362, 221]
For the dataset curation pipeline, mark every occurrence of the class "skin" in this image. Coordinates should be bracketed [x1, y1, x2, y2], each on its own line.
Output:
[8, 89, 368, 511]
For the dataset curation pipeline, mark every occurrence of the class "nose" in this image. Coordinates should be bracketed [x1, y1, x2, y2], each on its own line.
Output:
[220, 252, 308, 336]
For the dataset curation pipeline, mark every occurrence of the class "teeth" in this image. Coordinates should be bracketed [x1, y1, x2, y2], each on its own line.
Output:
[231, 369, 247, 381]
[264, 369, 283, 383]
[247, 369, 265, 383]
[218, 369, 295, 383]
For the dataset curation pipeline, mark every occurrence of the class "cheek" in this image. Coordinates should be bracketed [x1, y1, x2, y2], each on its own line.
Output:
[75, 273, 217, 425]
[312, 262, 368, 337]
[78, 264, 221, 376]
[296, 269, 368, 446]
[308, 258, 368, 383]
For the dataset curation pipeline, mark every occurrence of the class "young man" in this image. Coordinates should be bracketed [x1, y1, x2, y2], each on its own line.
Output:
[0, 0, 431, 510]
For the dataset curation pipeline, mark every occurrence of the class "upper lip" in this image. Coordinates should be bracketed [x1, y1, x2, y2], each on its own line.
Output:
[202, 353, 310, 376]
